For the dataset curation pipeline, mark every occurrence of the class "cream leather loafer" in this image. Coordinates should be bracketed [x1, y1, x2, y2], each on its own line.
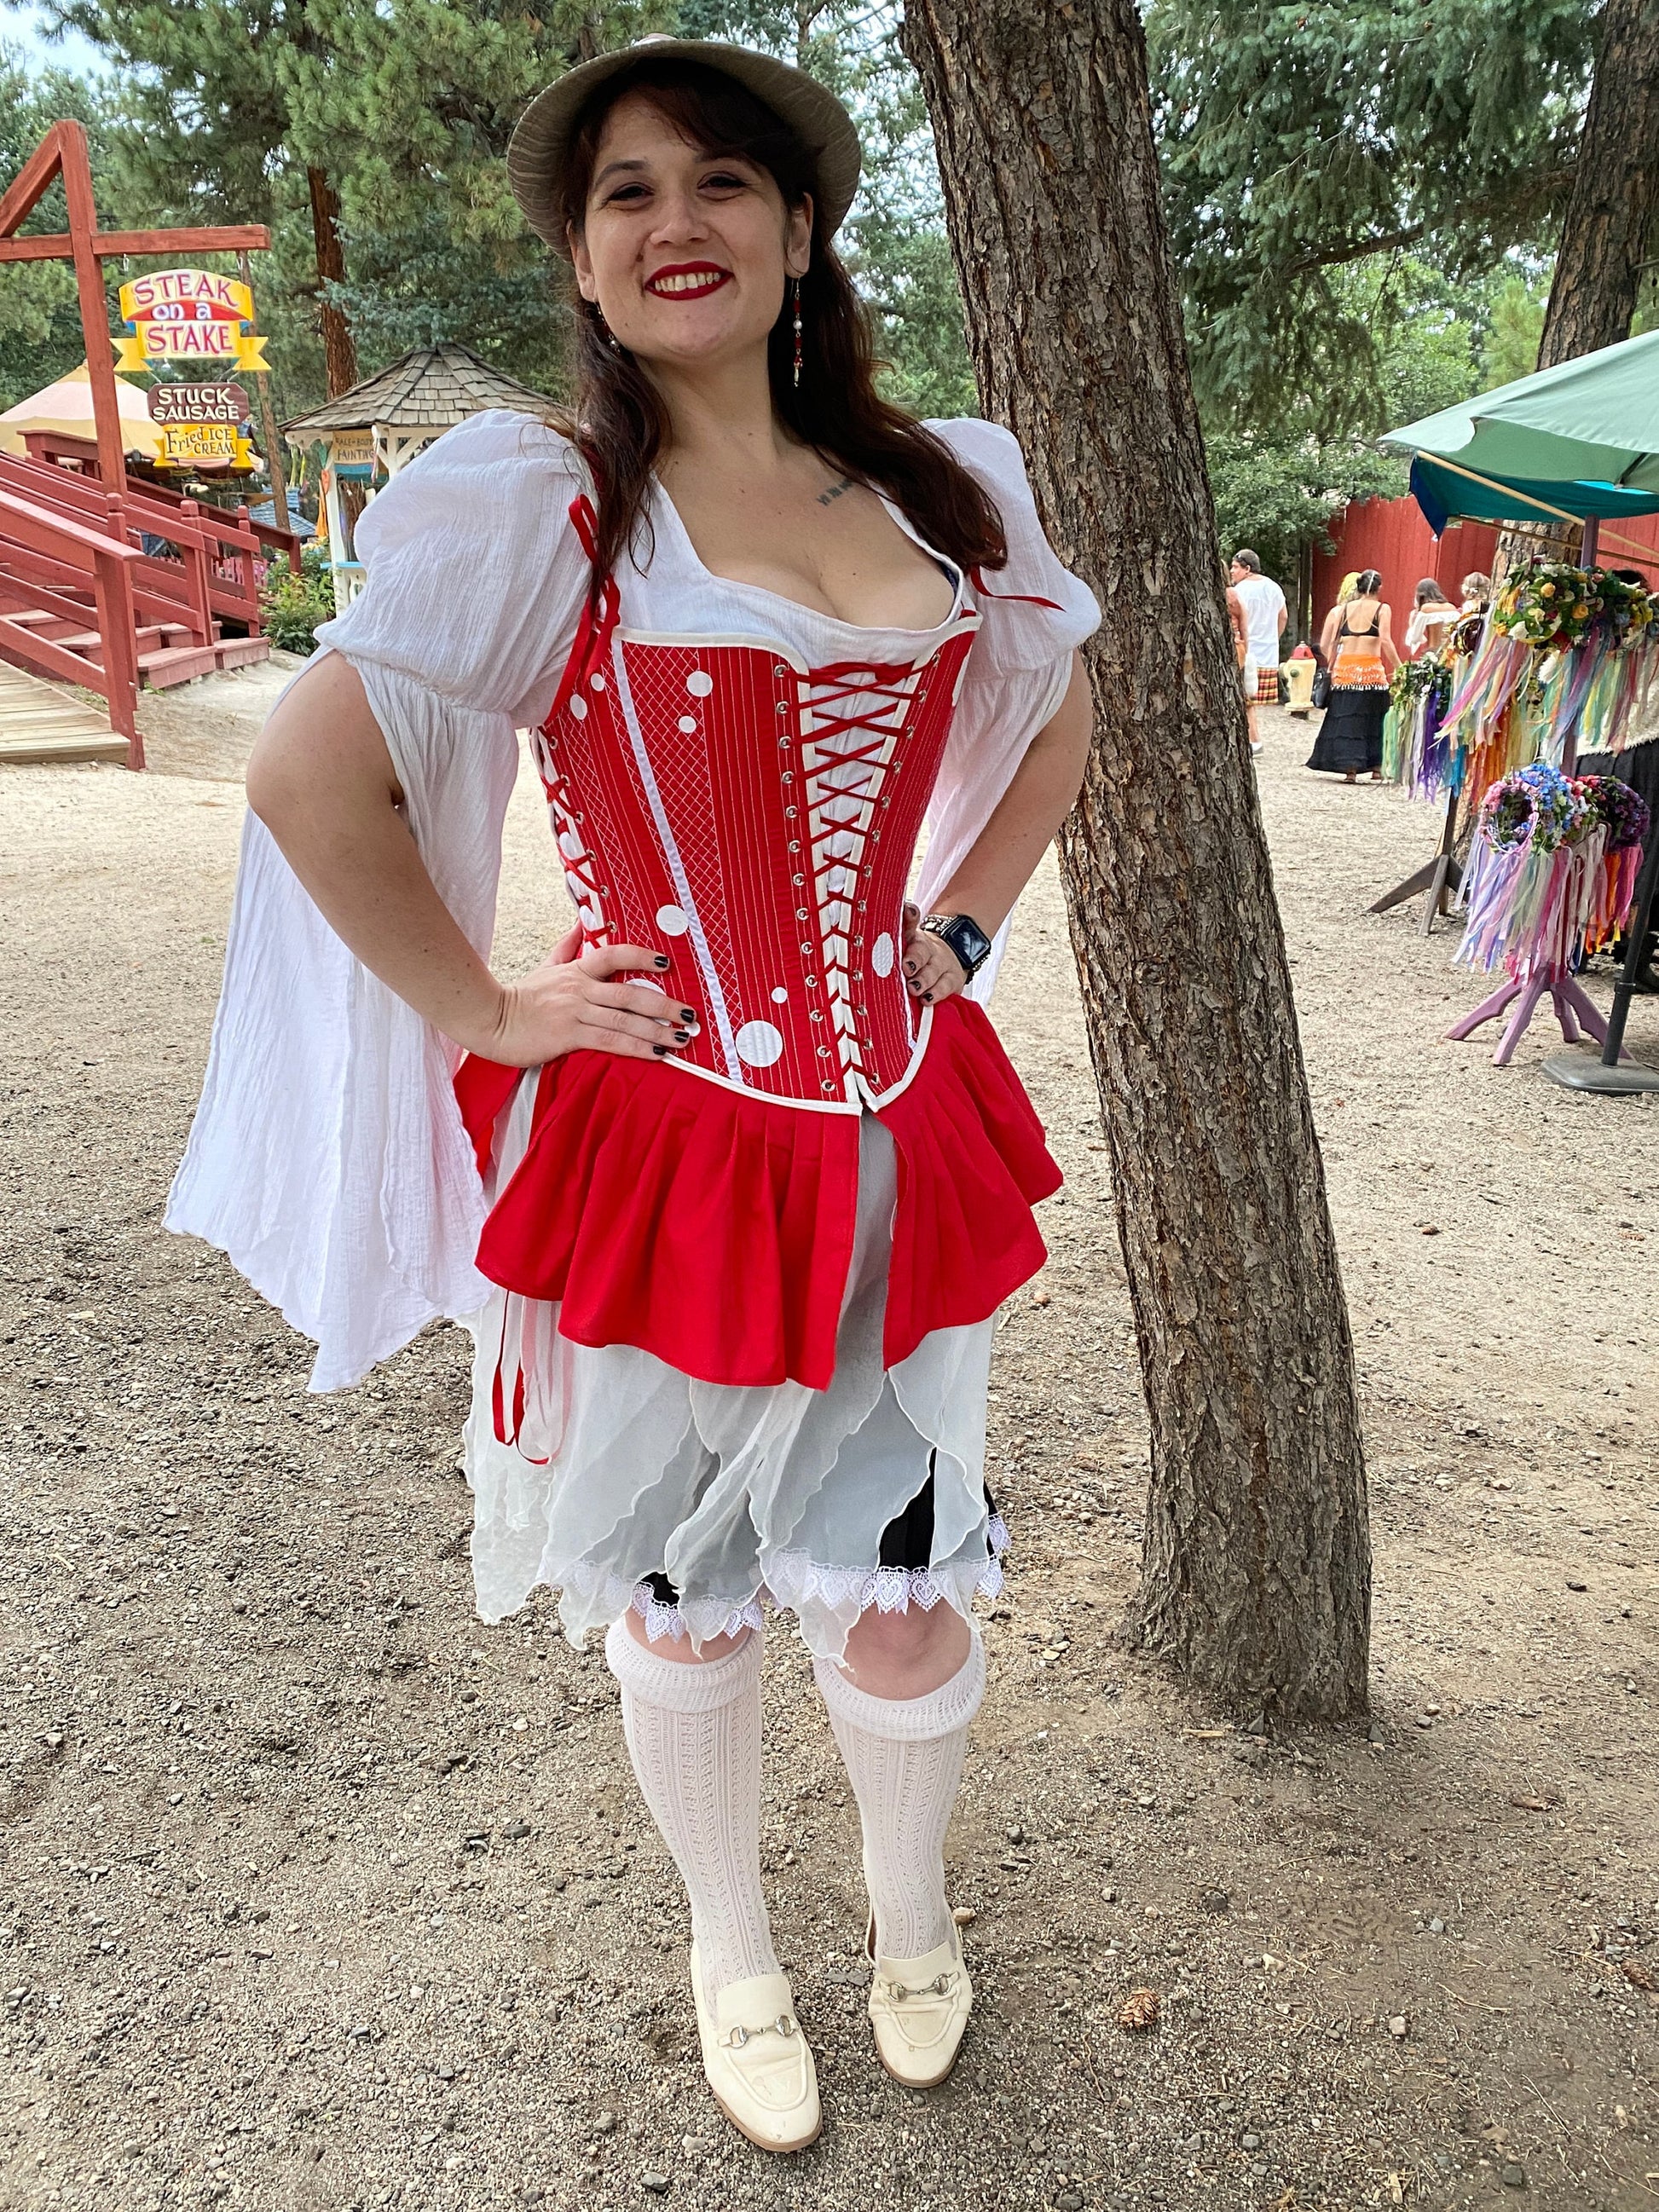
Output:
[865, 1915, 972, 2088]
[689, 1938, 820, 2153]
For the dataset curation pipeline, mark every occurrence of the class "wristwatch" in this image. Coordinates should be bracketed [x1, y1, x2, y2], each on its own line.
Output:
[919, 911, 993, 982]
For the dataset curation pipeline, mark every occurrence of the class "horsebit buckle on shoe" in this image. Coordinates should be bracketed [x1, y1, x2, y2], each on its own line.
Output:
[882, 1970, 957, 2002]
[723, 2014, 797, 2049]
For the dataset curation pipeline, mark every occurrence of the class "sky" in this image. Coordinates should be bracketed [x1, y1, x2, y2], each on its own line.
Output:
[2, 3, 107, 79]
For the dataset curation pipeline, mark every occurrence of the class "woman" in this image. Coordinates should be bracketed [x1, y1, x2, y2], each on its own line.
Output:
[1403, 575, 1459, 658]
[168, 36, 1097, 2154]
[1460, 569, 1494, 612]
[1308, 567, 1399, 781]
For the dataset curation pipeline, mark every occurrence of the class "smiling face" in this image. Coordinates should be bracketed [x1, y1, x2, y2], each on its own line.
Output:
[569, 90, 812, 373]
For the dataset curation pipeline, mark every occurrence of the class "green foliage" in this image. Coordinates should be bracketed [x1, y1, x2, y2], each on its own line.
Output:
[1477, 276, 1551, 390]
[1206, 432, 1406, 591]
[260, 544, 335, 652]
[1148, 0, 1595, 435]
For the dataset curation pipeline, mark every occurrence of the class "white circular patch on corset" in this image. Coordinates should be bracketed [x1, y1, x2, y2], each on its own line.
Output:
[771, 985, 789, 1004]
[685, 669, 714, 697]
[655, 904, 691, 936]
[870, 932, 896, 977]
[589, 671, 606, 690]
[568, 694, 587, 719]
[735, 1019, 784, 1067]
[677, 714, 697, 734]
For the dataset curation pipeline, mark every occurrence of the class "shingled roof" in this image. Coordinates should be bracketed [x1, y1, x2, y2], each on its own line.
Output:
[283, 344, 553, 437]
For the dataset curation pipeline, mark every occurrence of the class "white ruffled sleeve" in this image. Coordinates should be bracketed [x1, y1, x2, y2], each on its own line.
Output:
[165, 410, 592, 1392]
[914, 418, 1100, 999]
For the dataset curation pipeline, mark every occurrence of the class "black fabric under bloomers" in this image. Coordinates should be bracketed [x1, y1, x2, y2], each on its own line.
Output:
[643, 1469, 1001, 1619]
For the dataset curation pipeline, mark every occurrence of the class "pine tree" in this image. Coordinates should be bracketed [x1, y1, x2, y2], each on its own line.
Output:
[1147, 0, 1596, 429]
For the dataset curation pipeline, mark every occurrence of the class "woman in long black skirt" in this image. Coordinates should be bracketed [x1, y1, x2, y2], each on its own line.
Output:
[1309, 568, 1399, 781]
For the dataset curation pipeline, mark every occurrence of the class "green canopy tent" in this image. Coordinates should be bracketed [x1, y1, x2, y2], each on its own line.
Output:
[1382, 329, 1659, 545]
[1375, 331, 1659, 1092]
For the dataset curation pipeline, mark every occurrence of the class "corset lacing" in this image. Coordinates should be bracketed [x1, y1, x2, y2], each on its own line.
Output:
[800, 659, 924, 1095]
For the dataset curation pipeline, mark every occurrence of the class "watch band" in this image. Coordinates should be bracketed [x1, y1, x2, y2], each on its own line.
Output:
[920, 911, 993, 982]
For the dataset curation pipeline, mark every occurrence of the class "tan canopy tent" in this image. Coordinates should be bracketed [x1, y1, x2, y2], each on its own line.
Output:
[0, 361, 164, 460]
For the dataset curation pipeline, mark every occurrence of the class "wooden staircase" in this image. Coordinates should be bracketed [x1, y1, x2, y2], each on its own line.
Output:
[0, 443, 298, 767]
[3, 601, 272, 687]
[0, 658, 128, 764]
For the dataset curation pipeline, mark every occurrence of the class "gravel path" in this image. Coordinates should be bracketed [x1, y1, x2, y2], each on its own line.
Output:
[1, 689, 1655, 2212]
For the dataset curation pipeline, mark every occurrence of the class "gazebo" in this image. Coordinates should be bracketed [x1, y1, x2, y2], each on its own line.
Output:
[283, 344, 554, 605]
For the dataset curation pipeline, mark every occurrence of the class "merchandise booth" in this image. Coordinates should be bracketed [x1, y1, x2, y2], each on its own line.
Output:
[1373, 333, 1659, 1094]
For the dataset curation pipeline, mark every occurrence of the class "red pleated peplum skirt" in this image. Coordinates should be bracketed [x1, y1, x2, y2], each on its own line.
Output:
[454, 996, 1061, 1391]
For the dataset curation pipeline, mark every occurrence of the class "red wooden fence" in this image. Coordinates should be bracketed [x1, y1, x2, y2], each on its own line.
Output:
[1311, 496, 1659, 637]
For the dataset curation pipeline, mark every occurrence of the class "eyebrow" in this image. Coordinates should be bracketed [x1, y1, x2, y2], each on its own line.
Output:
[592, 157, 650, 189]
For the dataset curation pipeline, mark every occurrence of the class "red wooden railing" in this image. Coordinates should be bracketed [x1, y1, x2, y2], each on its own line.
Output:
[0, 485, 143, 765]
[0, 448, 269, 638]
[19, 430, 303, 577]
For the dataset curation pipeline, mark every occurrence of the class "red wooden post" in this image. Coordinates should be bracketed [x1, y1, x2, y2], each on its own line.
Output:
[90, 541, 142, 768]
[177, 499, 216, 644]
[55, 124, 126, 500]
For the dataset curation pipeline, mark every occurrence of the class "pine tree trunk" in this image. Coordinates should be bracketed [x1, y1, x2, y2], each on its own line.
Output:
[902, 0, 1371, 1719]
[306, 165, 360, 399]
[1538, 0, 1659, 368]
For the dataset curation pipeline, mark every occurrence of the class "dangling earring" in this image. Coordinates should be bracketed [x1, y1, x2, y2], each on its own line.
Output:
[791, 276, 803, 388]
[594, 305, 621, 353]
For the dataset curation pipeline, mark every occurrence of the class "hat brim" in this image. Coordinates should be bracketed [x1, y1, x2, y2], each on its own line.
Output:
[507, 38, 862, 257]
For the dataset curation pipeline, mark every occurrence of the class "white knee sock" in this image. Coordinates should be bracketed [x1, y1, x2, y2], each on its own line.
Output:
[604, 1621, 778, 2007]
[812, 1627, 986, 1963]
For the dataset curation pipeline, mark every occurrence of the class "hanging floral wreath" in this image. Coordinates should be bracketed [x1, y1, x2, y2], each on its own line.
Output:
[1593, 569, 1655, 644]
[1574, 773, 1652, 852]
[1488, 563, 1598, 652]
[1477, 761, 1586, 853]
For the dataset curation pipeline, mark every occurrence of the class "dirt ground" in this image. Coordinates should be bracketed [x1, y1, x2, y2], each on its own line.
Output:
[1, 678, 1656, 2212]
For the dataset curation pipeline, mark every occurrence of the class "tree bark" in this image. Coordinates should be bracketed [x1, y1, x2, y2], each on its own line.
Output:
[902, 0, 1371, 1718]
[306, 165, 360, 399]
[1538, 0, 1659, 368]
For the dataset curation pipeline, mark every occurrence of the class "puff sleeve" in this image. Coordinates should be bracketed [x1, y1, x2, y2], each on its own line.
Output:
[166, 411, 592, 1392]
[915, 419, 1100, 998]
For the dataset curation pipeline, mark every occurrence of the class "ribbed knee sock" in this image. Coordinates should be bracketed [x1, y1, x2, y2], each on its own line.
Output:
[604, 1620, 778, 2008]
[812, 1628, 986, 1962]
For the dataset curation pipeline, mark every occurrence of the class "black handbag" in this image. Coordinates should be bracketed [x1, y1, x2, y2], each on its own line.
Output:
[1311, 664, 1332, 709]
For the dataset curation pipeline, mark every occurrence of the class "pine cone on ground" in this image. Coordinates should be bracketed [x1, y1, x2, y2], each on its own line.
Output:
[1119, 1986, 1160, 2031]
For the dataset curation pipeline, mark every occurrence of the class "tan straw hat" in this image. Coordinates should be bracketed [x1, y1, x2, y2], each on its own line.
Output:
[507, 34, 863, 257]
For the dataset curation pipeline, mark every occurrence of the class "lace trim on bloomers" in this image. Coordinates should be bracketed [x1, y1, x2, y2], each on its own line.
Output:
[622, 1513, 1010, 1646]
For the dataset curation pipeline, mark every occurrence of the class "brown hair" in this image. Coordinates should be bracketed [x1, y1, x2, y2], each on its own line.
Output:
[547, 58, 1008, 596]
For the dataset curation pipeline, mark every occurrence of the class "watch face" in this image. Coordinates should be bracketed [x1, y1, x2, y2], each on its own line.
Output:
[957, 918, 992, 966]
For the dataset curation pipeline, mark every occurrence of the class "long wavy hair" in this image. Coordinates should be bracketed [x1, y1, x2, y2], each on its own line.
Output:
[547, 58, 1008, 595]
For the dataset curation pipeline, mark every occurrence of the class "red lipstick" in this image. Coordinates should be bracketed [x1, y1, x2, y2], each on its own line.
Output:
[645, 262, 732, 299]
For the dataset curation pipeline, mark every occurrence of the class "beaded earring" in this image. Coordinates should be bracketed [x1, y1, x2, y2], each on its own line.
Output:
[791, 277, 803, 387]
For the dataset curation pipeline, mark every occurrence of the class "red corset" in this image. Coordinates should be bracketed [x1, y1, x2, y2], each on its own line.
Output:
[537, 605, 980, 1108]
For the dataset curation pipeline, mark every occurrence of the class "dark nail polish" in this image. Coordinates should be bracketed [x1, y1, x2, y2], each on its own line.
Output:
[679, 1008, 696, 1023]
[673, 1028, 691, 1043]
[652, 1043, 668, 1055]
[922, 990, 934, 1003]
[654, 955, 671, 968]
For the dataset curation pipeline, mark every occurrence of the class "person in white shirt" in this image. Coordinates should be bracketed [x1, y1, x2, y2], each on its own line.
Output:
[1228, 550, 1287, 745]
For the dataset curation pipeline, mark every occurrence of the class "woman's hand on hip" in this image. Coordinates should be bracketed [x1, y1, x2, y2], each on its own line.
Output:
[477, 937, 699, 1066]
[900, 902, 967, 1005]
